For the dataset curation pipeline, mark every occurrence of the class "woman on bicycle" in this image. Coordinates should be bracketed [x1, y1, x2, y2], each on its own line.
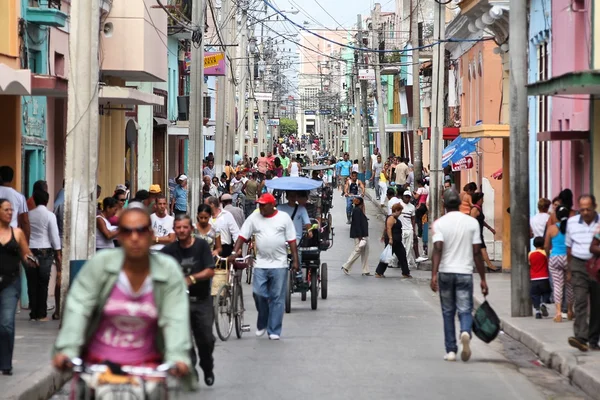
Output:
[196, 204, 222, 257]
[52, 203, 194, 388]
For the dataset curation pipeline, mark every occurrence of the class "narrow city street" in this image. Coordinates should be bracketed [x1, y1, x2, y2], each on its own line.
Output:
[48, 193, 588, 400]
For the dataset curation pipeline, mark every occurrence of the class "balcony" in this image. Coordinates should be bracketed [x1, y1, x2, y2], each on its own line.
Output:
[100, 0, 168, 82]
[26, 0, 68, 28]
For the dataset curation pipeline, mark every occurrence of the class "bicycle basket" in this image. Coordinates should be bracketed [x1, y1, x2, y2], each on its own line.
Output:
[211, 260, 228, 296]
[472, 300, 501, 343]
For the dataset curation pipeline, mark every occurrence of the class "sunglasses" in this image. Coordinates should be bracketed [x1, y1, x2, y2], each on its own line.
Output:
[118, 198, 126, 202]
[119, 225, 151, 236]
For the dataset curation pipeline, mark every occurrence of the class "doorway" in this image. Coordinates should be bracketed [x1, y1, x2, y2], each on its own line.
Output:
[22, 146, 45, 197]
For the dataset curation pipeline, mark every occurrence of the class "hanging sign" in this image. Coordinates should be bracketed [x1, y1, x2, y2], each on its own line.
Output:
[358, 69, 375, 80]
[204, 52, 226, 76]
[451, 156, 474, 171]
[267, 118, 280, 126]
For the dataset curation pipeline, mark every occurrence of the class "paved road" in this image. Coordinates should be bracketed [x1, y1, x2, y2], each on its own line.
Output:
[51, 191, 587, 399]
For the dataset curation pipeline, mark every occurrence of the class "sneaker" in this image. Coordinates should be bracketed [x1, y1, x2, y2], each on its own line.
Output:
[341, 267, 350, 275]
[255, 329, 266, 337]
[540, 304, 549, 317]
[415, 256, 428, 263]
[269, 334, 280, 340]
[460, 332, 471, 362]
[568, 336, 589, 352]
[204, 371, 215, 386]
[443, 352, 456, 361]
[562, 312, 569, 319]
[535, 312, 542, 319]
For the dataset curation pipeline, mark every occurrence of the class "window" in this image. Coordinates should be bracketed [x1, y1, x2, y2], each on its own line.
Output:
[54, 52, 65, 76]
[537, 42, 549, 199]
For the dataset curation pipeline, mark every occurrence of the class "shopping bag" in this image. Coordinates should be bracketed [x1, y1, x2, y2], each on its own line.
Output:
[389, 254, 399, 268]
[472, 300, 501, 343]
[379, 245, 394, 264]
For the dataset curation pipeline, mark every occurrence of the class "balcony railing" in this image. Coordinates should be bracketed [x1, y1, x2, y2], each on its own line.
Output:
[26, 0, 68, 27]
[153, 89, 168, 119]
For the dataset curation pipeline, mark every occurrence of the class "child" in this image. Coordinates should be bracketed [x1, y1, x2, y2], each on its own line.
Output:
[529, 236, 552, 319]
[352, 159, 359, 173]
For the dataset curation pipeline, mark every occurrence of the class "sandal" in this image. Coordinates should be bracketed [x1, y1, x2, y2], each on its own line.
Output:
[52, 313, 60, 320]
[375, 273, 385, 278]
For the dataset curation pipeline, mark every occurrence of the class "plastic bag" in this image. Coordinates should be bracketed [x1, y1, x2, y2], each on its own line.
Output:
[472, 300, 501, 343]
[379, 245, 394, 264]
[388, 254, 398, 268]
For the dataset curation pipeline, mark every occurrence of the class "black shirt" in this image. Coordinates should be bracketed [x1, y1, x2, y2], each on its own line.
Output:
[162, 236, 215, 299]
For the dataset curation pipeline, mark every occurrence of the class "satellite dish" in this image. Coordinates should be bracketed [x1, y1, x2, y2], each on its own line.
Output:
[126, 119, 138, 147]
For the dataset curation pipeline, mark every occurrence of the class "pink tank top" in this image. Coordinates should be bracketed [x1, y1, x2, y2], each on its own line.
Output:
[87, 272, 160, 365]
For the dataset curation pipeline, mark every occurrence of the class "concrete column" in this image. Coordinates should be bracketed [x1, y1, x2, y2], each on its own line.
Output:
[137, 82, 154, 190]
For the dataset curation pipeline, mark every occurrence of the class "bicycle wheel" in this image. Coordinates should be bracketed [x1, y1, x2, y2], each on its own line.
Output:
[214, 284, 233, 341]
[234, 283, 245, 339]
[311, 268, 318, 310]
[321, 263, 328, 299]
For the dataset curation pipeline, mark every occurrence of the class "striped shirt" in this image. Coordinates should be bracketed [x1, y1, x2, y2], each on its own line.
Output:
[565, 214, 599, 260]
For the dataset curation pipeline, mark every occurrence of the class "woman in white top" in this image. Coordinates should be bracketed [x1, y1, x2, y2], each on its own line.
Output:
[96, 197, 119, 251]
[288, 157, 301, 177]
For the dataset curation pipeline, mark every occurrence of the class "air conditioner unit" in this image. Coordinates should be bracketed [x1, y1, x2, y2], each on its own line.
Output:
[177, 96, 189, 121]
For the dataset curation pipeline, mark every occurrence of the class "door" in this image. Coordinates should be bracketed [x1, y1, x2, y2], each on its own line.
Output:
[152, 128, 166, 192]
[22, 146, 45, 198]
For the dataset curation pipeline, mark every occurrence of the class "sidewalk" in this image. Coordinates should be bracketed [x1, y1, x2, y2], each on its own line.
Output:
[3, 298, 70, 399]
[363, 185, 600, 399]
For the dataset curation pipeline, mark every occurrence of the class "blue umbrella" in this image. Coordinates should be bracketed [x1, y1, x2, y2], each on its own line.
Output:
[442, 136, 481, 167]
[264, 177, 323, 191]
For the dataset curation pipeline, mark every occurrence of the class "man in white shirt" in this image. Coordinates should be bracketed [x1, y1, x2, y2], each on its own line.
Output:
[221, 194, 244, 228]
[230, 193, 298, 340]
[371, 154, 383, 201]
[0, 166, 30, 238]
[430, 189, 488, 362]
[205, 196, 239, 257]
[566, 195, 600, 352]
[229, 170, 246, 206]
[26, 190, 62, 321]
[400, 190, 417, 269]
[530, 198, 551, 238]
[150, 196, 175, 251]
[386, 188, 401, 216]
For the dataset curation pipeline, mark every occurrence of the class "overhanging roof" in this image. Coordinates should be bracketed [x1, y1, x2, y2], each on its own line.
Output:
[31, 74, 68, 97]
[537, 130, 589, 141]
[99, 86, 163, 106]
[527, 71, 600, 96]
[460, 124, 510, 138]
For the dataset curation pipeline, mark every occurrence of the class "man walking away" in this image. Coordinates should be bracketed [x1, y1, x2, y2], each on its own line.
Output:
[430, 189, 488, 362]
[372, 154, 383, 201]
[394, 157, 409, 189]
[150, 195, 175, 251]
[162, 215, 215, 386]
[27, 190, 62, 321]
[230, 193, 299, 340]
[400, 190, 417, 269]
[0, 166, 30, 238]
[221, 194, 244, 228]
[566, 194, 600, 352]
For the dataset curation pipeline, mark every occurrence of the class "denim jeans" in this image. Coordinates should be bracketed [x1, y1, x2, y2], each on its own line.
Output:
[373, 176, 381, 199]
[438, 273, 474, 354]
[345, 196, 354, 219]
[253, 268, 288, 336]
[0, 277, 20, 371]
[25, 249, 53, 320]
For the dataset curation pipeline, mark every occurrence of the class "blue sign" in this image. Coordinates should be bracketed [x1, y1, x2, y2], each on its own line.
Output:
[319, 109, 332, 115]
[304, 110, 316, 115]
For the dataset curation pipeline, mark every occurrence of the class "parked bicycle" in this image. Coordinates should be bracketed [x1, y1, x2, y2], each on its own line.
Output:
[214, 255, 253, 341]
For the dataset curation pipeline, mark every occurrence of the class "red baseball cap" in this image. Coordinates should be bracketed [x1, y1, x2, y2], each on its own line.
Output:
[256, 193, 276, 205]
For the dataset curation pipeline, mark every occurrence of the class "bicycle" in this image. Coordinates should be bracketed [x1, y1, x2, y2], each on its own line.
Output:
[68, 357, 180, 399]
[245, 236, 256, 285]
[214, 255, 252, 341]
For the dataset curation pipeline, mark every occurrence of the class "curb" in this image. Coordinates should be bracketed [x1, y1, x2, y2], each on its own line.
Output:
[473, 296, 600, 399]
[5, 368, 71, 400]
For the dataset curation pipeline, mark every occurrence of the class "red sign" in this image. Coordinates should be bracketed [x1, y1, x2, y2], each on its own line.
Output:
[451, 156, 474, 171]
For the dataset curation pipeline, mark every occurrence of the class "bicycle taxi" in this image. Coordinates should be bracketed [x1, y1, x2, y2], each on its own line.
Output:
[263, 177, 332, 312]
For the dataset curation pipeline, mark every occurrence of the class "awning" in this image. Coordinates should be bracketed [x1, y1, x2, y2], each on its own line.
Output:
[460, 124, 509, 138]
[0, 64, 31, 95]
[153, 117, 171, 126]
[31, 74, 68, 97]
[99, 86, 163, 106]
[371, 124, 408, 133]
[442, 135, 481, 167]
[537, 130, 589, 141]
[426, 127, 460, 140]
[527, 71, 600, 96]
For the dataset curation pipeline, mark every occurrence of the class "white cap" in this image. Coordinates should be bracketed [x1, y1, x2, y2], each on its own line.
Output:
[403, 190, 412, 196]
[179, 174, 188, 181]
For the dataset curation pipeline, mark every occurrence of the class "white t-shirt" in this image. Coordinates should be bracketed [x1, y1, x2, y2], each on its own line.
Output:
[399, 201, 415, 230]
[96, 215, 117, 249]
[530, 212, 550, 238]
[0, 186, 28, 228]
[371, 154, 378, 169]
[432, 211, 482, 274]
[352, 164, 359, 173]
[151, 213, 174, 250]
[230, 177, 244, 194]
[387, 197, 402, 216]
[239, 210, 296, 269]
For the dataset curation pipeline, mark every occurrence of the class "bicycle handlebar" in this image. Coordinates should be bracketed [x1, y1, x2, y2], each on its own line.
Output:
[216, 255, 253, 263]
[70, 358, 175, 378]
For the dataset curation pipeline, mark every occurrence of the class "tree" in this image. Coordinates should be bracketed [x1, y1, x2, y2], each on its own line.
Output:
[279, 118, 298, 136]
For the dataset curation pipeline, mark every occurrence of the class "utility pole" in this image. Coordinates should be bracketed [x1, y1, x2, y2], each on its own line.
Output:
[237, 3, 249, 158]
[352, 69, 361, 162]
[248, 53, 256, 157]
[257, 3, 268, 155]
[188, 0, 205, 222]
[61, 0, 100, 309]
[227, 4, 238, 162]
[358, 15, 369, 172]
[429, 0, 445, 230]
[509, 0, 531, 317]
[410, 0, 422, 183]
[372, 4, 387, 162]
[215, 0, 231, 175]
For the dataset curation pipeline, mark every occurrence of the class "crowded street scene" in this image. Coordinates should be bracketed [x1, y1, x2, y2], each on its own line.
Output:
[2, 0, 600, 399]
